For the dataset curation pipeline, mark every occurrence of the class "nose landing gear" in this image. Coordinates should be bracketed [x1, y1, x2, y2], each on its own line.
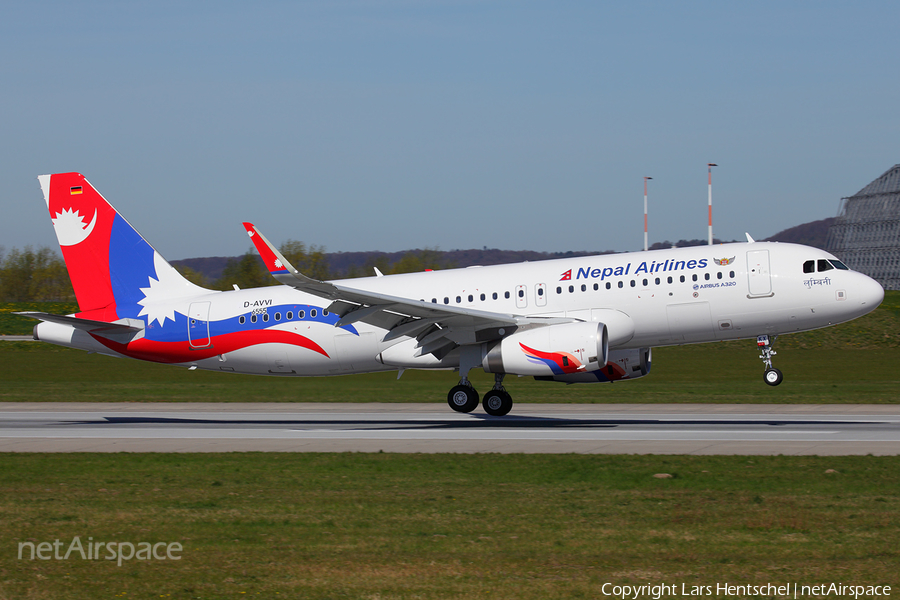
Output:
[757, 335, 783, 386]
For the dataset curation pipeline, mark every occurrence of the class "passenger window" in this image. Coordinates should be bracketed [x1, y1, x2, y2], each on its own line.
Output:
[493, 292, 498, 300]
[556, 287, 562, 294]
[456, 296, 461, 303]
[803, 260, 815, 274]
[667, 276, 672, 284]
[298, 310, 305, 319]
[630, 280, 636, 287]
[618, 281, 624, 289]
[504, 291, 510, 299]
[444, 297, 449, 304]
[518, 290, 524, 298]
[655, 277, 660, 285]
[606, 282, 611, 290]
[680, 275, 685, 283]
[239, 316, 246, 325]
[263, 313, 269, 322]
[642, 278, 648, 286]
[287, 311, 293, 320]
[538, 288, 544, 296]
[251, 315, 257, 323]
[729, 271, 735, 278]
[716, 272, 722, 280]
[581, 284, 586, 292]
[817, 259, 833, 272]
[467, 295, 473, 302]
[593, 283, 599, 291]
[431, 298, 437, 303]
[692, 274, 698, 282]
[704, 273, 710, 281]
[275, 312, 281, 321]
[569, 285, 574, 293]
[480, 293, 485, 301]
[310, 309, 317, 318]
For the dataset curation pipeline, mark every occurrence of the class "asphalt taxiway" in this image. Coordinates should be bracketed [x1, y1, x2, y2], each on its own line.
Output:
[0, 403, 898, 455]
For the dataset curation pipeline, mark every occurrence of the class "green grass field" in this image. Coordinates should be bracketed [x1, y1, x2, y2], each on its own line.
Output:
[2, 454, 898, 599]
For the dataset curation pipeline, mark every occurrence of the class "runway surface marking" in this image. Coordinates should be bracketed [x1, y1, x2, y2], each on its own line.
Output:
[1, 403, 898, 454]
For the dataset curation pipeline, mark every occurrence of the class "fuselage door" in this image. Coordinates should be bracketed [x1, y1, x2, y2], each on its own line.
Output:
[747, 250, 773, 297]
[535, 283, 547, 307]
[188, 302, 211, 348]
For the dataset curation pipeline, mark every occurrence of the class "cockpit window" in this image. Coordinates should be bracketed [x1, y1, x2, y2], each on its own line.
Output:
[803, 260, 815, 274]
[830, 259, 850, 270]
[817, 259, 834, 272]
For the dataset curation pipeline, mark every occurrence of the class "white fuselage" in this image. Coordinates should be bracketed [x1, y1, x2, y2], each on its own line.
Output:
[38, 241, 884, 378]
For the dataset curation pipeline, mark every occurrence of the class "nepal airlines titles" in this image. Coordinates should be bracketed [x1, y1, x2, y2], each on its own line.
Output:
[560, 257, 717, 282]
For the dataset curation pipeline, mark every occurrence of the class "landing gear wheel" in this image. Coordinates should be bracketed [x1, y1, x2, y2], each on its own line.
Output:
[764, 368, 783, 386]
[448, 385, 479, 413]
[482, 389, 513, 417]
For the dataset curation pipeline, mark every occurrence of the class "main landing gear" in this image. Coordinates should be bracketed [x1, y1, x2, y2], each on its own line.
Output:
[757, 334, 783, 386]
[447, 373, 514, 416]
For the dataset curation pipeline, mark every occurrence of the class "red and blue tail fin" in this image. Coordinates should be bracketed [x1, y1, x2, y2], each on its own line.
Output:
[39, 172, 207, 322]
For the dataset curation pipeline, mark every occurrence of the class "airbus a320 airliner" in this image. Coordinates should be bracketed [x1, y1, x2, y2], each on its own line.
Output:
[21, 173, 884, 416]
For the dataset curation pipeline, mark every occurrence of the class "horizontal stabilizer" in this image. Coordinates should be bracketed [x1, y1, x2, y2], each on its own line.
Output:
[16, 312, 145, 343]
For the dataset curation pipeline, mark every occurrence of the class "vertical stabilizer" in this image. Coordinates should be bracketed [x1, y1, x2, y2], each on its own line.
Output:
[40, 172, 208, 322]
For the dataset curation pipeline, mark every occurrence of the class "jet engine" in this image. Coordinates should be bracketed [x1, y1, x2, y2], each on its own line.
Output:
[534, 347, 651, 384]
[482, 322, 608, 377]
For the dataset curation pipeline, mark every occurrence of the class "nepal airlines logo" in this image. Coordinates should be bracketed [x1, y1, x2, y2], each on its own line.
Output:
[559, 269, 572, 281]
[51, 207, 98, 246]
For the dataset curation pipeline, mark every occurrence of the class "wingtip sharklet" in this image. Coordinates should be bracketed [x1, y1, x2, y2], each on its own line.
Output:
[242, 222, 294, 275]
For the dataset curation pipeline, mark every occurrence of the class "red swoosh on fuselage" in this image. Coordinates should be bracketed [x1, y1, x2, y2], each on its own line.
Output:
[92, 329, 329, 364]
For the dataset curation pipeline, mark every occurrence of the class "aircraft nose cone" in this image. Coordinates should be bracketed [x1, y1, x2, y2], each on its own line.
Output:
[856, 274, 884, 310]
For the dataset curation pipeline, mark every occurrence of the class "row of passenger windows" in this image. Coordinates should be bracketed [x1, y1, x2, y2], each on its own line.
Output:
[424, 271, 737, 305]
[428, 291, 513, 304]
[238, 308, 328, 325]
[556, 270, 736, 294]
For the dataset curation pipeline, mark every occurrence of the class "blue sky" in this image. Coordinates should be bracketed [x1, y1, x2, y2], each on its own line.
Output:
[2, 1, 898, 260]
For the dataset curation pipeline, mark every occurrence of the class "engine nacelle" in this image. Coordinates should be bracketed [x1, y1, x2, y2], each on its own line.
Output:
[534, 347, 651, 384]
[483, 322, 608, 376]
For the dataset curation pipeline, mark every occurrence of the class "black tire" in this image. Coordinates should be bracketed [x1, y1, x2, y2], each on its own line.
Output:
[763, 368, 783, 386]
[482, 389, 513, 417]
[447, 385, 479, 413]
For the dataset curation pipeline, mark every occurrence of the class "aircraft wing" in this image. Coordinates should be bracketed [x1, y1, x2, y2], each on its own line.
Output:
[242, 223, 574, 358]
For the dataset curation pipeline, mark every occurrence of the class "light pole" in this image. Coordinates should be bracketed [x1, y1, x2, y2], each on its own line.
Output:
[643, 176, 652, 251]
[707, 163, 717, 245]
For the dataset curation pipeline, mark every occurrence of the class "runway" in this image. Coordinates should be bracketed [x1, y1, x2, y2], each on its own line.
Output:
[1, 402, 898, 454]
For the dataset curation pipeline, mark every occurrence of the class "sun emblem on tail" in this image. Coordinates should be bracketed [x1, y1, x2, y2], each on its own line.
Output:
[52, 207, 97, 246]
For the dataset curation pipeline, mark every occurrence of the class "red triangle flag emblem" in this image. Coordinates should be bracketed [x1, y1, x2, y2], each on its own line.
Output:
[560, 269, 571, 281]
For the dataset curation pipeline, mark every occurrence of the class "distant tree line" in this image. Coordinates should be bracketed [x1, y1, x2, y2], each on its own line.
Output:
[184, 242, 453, 290]
[0, 246, 75, 302]
[0, 240, 455, 303]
